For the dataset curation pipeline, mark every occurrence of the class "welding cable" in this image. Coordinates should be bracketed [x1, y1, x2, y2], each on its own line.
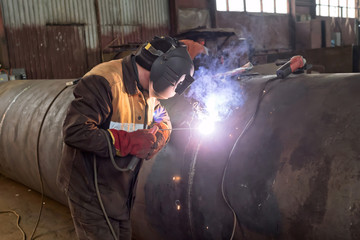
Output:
[94, 129, 149, 240]
[221, 76, 281, 240]
[30, 84, 70, 240]
[0, 210, 26, 240]
[101, 129, 135, 172]
[93, 155, 118, 240]
[92, 129, 133, 240]
[93, 127, 149, 240]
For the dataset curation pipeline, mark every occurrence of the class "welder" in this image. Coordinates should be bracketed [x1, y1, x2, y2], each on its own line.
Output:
[56, 36, 206, 240]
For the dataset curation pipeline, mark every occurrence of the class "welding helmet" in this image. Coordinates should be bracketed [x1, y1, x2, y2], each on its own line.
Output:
[135, 36, 195, 99]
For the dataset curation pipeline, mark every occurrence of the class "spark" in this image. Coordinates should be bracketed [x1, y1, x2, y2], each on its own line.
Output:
[175, 200, 181, 211]
[172, 176, 181, 182]
[197, 119, 215, 135]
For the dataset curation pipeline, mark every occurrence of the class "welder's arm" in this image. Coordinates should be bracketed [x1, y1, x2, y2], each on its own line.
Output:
[147, 102, 172, 159]
[63, 75, 115, 158]
[153, 101, 171, 139]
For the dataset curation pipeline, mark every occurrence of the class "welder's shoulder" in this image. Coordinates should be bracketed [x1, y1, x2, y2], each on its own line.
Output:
[83, 59, 124, 87]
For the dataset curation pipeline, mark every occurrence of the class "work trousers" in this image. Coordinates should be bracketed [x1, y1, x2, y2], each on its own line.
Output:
[68, 197, 132, 240]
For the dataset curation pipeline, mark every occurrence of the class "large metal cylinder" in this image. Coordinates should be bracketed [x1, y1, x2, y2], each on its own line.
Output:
[0, 80, 74, 204]
[0, 74, 359, 240]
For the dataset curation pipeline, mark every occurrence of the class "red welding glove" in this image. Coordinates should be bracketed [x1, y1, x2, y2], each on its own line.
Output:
[147, 122, 170, 160]
[107, 128, 157, 159]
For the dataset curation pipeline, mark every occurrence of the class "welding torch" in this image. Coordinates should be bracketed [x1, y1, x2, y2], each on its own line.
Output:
[276, 55, 307, 79]
[127, 129, 187, 170]
[123, 125, 158, 171]
[158, 128, 190, 131]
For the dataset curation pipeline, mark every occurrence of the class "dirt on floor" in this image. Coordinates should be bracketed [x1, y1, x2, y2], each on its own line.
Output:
[0, 174, 76, 240]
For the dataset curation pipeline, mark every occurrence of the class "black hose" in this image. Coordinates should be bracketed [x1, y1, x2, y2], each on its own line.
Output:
[93, 155, 118, 240]
[93, 129, 142, 240]
[221, 76, 281, 240]
[101, 129, 133, 172]
[32, 84, 69, 240]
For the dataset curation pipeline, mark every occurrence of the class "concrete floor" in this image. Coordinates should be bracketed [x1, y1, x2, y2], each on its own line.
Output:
[0, 174, 76, 239]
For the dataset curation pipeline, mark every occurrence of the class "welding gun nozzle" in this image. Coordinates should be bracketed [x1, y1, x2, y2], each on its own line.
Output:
[158, 128, 193, 131]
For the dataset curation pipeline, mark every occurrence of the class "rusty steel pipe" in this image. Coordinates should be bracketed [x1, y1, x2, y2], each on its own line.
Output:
[0, 74, 359, 240]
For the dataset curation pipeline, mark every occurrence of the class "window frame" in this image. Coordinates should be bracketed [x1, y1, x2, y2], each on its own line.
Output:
[316, 0, 357, 18]
[217, 0, 288, 14]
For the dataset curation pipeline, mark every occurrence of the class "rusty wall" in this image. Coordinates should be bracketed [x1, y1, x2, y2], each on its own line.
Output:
[0, 0, 170, 79]
[0, 3, 8, 69]
[216, 12, 292, 53]
[99, 0, 169, 49]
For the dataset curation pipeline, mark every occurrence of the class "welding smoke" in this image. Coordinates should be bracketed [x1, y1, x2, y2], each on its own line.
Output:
[185, 65, 245, 122]
[184, 37, 248, 131]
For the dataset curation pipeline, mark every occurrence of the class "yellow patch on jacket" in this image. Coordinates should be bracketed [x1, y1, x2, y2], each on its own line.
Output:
[84, 59, 155, 131]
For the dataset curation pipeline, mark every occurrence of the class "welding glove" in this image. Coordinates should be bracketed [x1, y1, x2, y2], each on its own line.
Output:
[107, 127, 157, 159]
[147, 122, 170, 160]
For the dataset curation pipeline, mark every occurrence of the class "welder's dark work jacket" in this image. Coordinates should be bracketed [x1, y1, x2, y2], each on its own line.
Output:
[56, 55, 171, 220]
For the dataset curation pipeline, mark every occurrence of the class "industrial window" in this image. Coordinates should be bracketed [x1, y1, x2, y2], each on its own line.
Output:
[316, 0, 356, 18]
[216, 0, 288, 14]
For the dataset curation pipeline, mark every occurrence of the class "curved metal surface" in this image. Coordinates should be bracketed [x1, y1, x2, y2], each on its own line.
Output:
[132, 73, 360, 240]
[0, 80, 74, 205]
[0, 74, 359, 240]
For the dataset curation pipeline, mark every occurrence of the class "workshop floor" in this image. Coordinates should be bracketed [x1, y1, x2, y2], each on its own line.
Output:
[0, 174, 76, 239]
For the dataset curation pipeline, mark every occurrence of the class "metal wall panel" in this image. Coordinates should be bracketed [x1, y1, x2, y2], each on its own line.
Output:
[0, 0, 170, 79]
[98, 0, 169, 45]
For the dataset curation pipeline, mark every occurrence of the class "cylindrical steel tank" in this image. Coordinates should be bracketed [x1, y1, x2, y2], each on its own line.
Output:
[0, 80, 74, 204]
[0, 74, 359, 240]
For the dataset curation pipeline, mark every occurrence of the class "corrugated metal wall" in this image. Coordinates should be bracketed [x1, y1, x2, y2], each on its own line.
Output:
[0, 0, 170, 79]
[99, 0, 169, 44]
